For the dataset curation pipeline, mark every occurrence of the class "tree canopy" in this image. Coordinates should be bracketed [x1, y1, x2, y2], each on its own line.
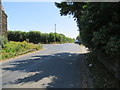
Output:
[55, 2, 120, 60]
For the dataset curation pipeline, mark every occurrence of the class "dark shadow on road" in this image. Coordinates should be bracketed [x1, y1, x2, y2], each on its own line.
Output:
[3, 52, 88, 88]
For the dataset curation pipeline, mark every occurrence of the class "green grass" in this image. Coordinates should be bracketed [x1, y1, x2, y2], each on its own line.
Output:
[87, 52, 118, 88]
[1, 41, 42, 61]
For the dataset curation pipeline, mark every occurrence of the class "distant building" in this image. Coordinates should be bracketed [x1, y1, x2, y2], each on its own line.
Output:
[0, 4, 7, 37]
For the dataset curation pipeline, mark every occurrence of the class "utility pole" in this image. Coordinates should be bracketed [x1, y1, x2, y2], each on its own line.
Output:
[55, 24, 56, 34]
[54, 24, 56, 42]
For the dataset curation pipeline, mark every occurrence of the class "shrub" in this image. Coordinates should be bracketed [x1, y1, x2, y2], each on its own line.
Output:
[1, 41, 42, 60]
[8, 31, 74, 44]
[0, 35, 8, 48]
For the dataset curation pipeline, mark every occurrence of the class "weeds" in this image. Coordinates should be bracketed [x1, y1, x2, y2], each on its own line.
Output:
[1, 41, 42, 60]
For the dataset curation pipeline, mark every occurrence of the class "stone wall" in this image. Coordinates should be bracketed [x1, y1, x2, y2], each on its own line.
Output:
[0, 2, 2, 35]
[2, 9, 7, 36]
[0, 4, 7, 37]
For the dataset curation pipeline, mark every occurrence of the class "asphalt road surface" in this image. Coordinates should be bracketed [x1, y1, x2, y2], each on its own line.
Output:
[1, 43, 92, 88]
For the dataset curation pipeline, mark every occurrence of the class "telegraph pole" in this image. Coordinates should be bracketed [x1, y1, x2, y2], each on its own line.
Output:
[55, 24, 56, 33]
[54, 24, 56, 42]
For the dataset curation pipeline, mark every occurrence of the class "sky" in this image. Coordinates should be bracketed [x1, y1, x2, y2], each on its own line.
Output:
[2, 2, 79, 38]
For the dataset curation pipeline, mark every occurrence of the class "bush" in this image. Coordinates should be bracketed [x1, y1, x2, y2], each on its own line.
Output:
[8, 31, 26, 42]
[1, 41, 42, 60]
[8, 31, 74, 44]
[55, 2, 120, 67]
[0, 35, 8, 48]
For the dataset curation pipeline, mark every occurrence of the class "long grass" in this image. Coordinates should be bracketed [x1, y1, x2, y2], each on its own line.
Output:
[1, 41, 42, 60]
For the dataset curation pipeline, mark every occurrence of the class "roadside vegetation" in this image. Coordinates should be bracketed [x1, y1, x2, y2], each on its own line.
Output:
[55, 2, 120, 60]
[0, 40, 42, 60]
[87, 52, 118, 88]
[8, 31, 75, 44]
[1, 31, 74, 60]
[55, 2, 120, 88]
[76, 35, 80, 41]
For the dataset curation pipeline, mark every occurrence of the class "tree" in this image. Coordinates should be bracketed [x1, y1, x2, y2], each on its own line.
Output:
[26, 31, 41, 44]
[55, 2, 120, 59]
[8, 30, 74, 44]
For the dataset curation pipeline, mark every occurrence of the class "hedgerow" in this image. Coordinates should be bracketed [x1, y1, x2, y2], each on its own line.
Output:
[8, 31, 74, 44]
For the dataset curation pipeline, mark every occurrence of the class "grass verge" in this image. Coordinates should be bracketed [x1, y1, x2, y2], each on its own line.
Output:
[1, 41, 42, 61]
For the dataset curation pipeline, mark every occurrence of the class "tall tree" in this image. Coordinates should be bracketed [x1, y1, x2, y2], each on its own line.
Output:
[55, 2, 120, 59]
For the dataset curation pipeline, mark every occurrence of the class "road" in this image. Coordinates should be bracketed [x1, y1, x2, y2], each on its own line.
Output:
[1, 43, 92, 88]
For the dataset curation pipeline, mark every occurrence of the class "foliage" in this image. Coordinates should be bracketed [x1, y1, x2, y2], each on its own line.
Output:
[8, 31, 26, 42]
[76, 35, 80, 41]
[26, 31, 42, 44]
[0, 35, 8, 48]
[55, 2, 120, 60]
[1, 41, 42, 60]
[87, 52, 118, 88]
[8, 31, 74, 44]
